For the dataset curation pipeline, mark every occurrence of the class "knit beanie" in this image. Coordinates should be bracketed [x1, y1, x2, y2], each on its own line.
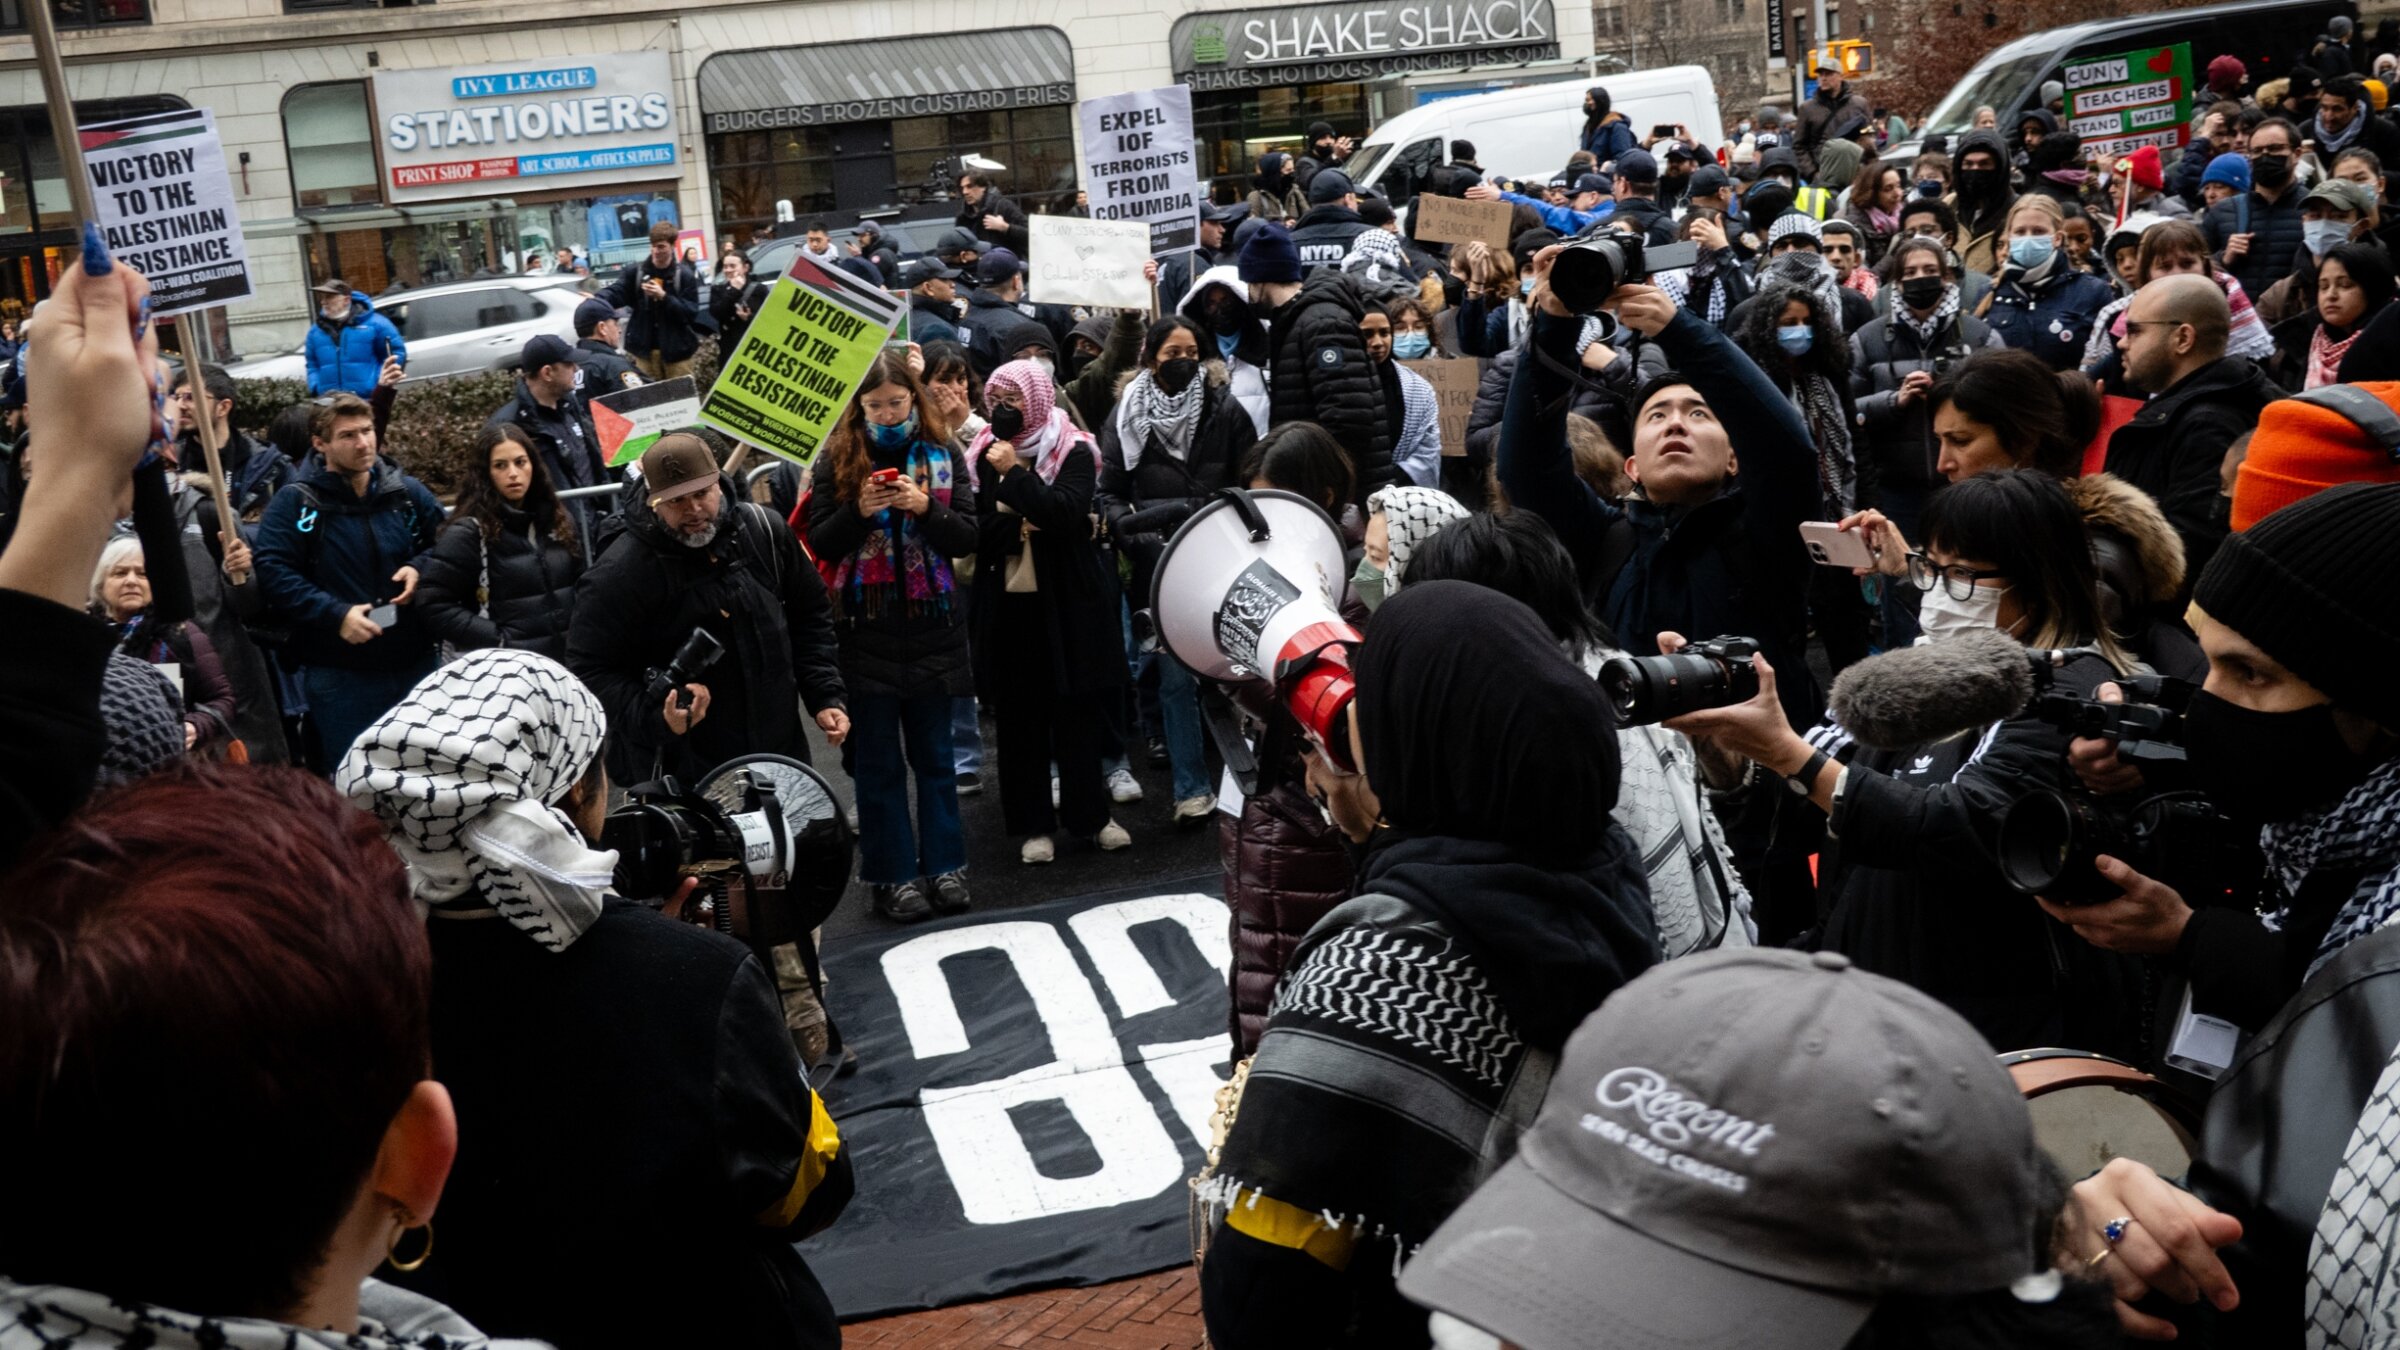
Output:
[2202, 153, 2253, 193]
[1236, 222, 1303, 285]
[97, 652, 183, 788]
[2232, 384, 2400, 529]
[2196, 479, 2400, 726]
[2207, 54, 2247, 88]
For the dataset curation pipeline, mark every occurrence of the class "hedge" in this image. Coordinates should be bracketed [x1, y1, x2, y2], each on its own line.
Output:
[229, 338, 727, 502]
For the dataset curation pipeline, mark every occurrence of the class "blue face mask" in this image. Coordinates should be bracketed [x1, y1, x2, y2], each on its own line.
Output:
[1520, 275, 1537, 296]
[1775, 324, 1814, 355]
[2008, 235, 2055, 269]
[1216, 332, 1241, 359]
[867, 413, 917, 450]
[1392, 331, 1432, 360]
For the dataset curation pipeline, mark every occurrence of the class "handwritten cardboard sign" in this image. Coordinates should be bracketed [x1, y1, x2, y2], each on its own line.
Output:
[1404, 357, 1481, 457]
[1411, 194, 1515, 250]
[1029, 214, 1153, 311]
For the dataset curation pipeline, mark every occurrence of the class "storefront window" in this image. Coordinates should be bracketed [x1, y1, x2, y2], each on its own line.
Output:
[0, 0, 150, 30]
[707, 104, 1076, 241]
[515, 192, 681, 272]
[283, 83, 379, 210]
[301, 217, 505, 298]
[1191, 82, 1368, 202]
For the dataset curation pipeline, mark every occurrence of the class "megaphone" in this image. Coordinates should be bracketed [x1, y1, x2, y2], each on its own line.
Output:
[1150, 488, 1361, 773]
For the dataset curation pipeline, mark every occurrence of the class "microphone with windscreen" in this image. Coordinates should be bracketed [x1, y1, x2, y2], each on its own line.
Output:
[1828, 629, 2105, 751]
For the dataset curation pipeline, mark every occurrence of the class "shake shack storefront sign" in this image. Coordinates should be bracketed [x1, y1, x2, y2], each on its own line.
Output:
[1172, 0, 1559, 91]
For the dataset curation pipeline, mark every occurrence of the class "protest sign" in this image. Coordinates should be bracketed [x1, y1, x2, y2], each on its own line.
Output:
[83, 108, 252, 315]
[1411, 194, 1514, 249]
[593, 376, 700, 467]
[1029, 215, 1152, 311]
[699, 256, 901, 465]
[1079, 86, 1201, 255]
[2063, 42, 2193, 162]
[1404, 358, 1479, 457]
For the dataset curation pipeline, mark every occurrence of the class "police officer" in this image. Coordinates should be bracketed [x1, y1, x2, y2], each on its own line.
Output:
[571, 299, 643, 397]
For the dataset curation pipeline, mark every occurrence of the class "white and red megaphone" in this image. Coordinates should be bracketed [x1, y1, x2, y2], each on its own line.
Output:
[1150, 488, 1361, 773]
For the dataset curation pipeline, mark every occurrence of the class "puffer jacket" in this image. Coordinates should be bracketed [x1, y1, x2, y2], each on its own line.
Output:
[1983, 261, 2117, 371]
[1096, 362, 1253, 579]
[1219, 773, 1355, 1058]
[1264, 269, 1400, 505]
[803, 436, 980, 701]
[2100, 354, 2280, 585]
[1847, 306, 2006, 496]
[2202, 181, 2309, 298]
[2069, 471, 2203, 682]
[1464, 343, 1632, 485]
[414, 507, 586, 661]
[303, 292, 407, 397]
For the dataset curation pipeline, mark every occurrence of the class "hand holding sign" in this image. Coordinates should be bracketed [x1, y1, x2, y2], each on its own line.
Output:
[1029, 216, 1152, 311]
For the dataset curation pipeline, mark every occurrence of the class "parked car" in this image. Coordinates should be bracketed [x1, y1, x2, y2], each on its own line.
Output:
[229, 275, 591, 384]
[744, 212, 958, 287]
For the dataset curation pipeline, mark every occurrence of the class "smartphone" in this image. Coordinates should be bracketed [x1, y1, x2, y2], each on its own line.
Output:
[368, 602, 400, 629]
[1652, 124, 1678, 141]
[869, 467, 903, 485]
[1799, 521, 1876, 569]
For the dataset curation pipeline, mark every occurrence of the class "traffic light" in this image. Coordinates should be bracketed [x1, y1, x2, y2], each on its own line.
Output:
[1807, 40, 1875, 78]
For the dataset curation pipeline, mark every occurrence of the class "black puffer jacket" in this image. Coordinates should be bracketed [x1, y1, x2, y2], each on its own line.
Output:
[1847, 307, 2005, 496]
[2201, 182, 2309, 298]
[416, 508, 585, 660]
[1095, 362, 1253, 577]
[2100, 354, 2280, 587]
[1265, 270, 1399, 504]
[567, 480, 845, 786]
[1218, 772, 1355, 1059]
[803, 435, 980, 701]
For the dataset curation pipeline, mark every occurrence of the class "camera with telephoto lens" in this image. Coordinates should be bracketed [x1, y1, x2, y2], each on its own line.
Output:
[646, 628, 725, 712]
[1550, 230, 1702, 314]
[1996, 673, 2255, 907]
[1599, 636, 1761, 727]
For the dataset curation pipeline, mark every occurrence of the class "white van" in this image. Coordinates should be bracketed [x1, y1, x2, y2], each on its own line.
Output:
[1347, 66, 1724, 202]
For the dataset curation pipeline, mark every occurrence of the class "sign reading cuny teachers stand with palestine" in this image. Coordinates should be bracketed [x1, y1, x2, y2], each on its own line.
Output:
[2063, 43, 2194, 163]
[1171, 0, 1559, 90]
[374, 52, 677, 203]
[83, 109, 252, 315]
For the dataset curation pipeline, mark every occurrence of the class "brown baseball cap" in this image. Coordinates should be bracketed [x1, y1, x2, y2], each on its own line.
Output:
[639, 433, 719, 509]
[312, 278, 350, 295]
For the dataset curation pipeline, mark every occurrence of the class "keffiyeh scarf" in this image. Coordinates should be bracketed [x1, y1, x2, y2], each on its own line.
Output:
[975, 359, 1096, 483]
[832, 440, 958, 619]
[1367, 485, 1469, 591]
[1116, 367, 1205, 471]
[1760, 249, 1844, 322]
[1898, 281, 1964, 348]
[337, 648, 615, 953]
[0, 1277, 535, 1349]
[1343, 228, 1412, 286]
[1794, 369, 1858, 518]
[2259, 754, 2400, 981]
[2309, 323, 2366, 389]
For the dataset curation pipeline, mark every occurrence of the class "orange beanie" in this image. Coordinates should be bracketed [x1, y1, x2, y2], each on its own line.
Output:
[2233, 383, 2400, 531]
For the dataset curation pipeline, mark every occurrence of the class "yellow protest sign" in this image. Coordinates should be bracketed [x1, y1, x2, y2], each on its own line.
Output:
[699, 256, 902, 465]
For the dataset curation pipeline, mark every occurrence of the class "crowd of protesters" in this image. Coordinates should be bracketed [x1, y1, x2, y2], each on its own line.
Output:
[6, 29, 2400, 1348]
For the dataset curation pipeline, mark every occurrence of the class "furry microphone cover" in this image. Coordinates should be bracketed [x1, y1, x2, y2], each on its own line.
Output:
[1829, 628, 2036, 751]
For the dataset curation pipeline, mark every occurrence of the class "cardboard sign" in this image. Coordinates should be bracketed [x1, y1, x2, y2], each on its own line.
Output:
[2062, 43, 2193, 158]
[592, 375, 699, 467]
[1079, 85, 1202, 256]
[1403, 357, 1480, 457]
[698, 257, 902, 465]
[1411, 193, 1515, 250]
[82, 109, 253, 315]
[1029, 214, 1153, 311]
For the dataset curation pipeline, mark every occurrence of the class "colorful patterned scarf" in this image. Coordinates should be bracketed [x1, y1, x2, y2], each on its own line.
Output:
[830, 438, 958, 620]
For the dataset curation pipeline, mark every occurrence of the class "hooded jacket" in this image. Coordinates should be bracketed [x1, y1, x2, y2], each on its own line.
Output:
[253, 458, 445, 671]
[1178, 265, 1274, 435]
[2069, 471, 2204, 681]
[414, 507, 586, 661]
[1946, 129, 2018, 276]
[303, 291, 407, 397]
[2101, 354, 2280, 584]
[566, 480, 845, 786]
[1264, 269, 1401, 504]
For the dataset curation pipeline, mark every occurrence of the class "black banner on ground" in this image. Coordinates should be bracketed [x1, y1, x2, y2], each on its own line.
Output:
[797, 879, 1233, 1319]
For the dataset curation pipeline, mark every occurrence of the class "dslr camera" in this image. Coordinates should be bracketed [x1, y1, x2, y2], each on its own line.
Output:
[1551, 228, 1702, 313]
[1996, 674, 2255, 907]
[1599, 636, 1760, 727]
[647, 627, 725, 712]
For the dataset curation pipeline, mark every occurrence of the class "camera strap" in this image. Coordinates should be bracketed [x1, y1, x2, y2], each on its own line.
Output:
[2291, 384, 2400, 457]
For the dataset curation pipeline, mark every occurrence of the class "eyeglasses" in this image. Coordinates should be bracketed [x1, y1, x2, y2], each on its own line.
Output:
[2119, 320, 2188, 337]
[1905, 552, 2006, 600]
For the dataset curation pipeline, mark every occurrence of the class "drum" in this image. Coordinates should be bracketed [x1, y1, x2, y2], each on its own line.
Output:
[2001, 1048, 2202, 1181]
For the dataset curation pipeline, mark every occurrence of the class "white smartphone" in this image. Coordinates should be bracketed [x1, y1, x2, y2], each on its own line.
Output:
[368, 603, 400, 629]
[1799, 521, 1876, 569]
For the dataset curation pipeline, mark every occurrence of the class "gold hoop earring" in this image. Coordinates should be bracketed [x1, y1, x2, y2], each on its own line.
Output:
[386, 1218, 434, 1273]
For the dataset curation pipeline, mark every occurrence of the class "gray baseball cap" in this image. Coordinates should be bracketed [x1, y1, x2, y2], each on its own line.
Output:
[1399, 948, 2043, 1349]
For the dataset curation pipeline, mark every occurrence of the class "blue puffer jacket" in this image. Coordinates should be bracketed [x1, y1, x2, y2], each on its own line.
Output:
[303, 292, 407, 397]
[253, 459, 445, 670]
[1984, 263, 2118, 372]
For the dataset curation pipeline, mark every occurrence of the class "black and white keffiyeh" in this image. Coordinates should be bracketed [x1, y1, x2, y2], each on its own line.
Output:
[1896, 281, 1964, 349]
[1367, 485, 1469, 591]
[336, 649, 615, 954]
[2260, 755, 2400, 981]
[0, 1276, 545, 1349]
[1115, 366, 1206, 472]
[1759, 248, 1844, 322]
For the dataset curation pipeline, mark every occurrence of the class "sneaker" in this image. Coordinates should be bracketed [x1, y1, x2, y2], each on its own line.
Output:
[1173, 794, 1217, 828]
[928, 869, 972, 915]
[1095, 819, 1132, 851]
[843, 805, 859, 833]
[1107, 767, 1145, 804]
[1050, 775, 1060, 808]
[871, 880, 934, 923]
[1147, 736, 1170, 767]
[1021, 835, 1056, 864]
[955, 772, 982, 797]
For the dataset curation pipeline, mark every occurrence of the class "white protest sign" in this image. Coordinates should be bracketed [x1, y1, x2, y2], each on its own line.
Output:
[1078, 86, 1201, 256]
[84, 109, 252, 315]
[1029, 215, 1152, 311]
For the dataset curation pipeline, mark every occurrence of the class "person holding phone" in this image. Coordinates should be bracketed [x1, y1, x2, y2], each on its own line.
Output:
[253, 392, 444, 770]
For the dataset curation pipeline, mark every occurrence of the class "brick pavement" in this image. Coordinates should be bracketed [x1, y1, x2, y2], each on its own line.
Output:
[841, 1267, 1204, 1348]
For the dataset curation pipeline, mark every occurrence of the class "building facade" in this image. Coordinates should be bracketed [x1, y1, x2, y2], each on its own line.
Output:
[0, 0, 1594, 359]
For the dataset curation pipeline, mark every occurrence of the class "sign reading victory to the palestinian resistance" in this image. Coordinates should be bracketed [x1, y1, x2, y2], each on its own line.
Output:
[593, 376, 700, 467]
[699, 257, 902, 465]
[1079, 86, 1202, 256]
[82, 109, 253, 315]
[2063, 42, 2194, 163]
[1029, 215, 1155, 311]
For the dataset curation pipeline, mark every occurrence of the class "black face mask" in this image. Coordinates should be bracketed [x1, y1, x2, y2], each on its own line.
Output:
[988, 403, 1025, 442]
[2252, 153, 2294, 189]
[1955, 167, 2000, 200]
[2185, 689, 2376, 823]
[1204, 297, 1249, 337]
[1153, 357, 1200, 395]
[1900, 275, 1945, 310]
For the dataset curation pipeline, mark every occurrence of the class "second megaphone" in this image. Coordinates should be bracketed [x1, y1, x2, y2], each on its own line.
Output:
[1150, 488, 1361, 769]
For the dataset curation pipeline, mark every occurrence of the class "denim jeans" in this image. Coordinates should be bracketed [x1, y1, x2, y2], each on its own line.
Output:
[952, 696, 983, 775]
[1157, 654, 1210, 801]
[850, 692, 965, 885]
[305, 655, 437, 774]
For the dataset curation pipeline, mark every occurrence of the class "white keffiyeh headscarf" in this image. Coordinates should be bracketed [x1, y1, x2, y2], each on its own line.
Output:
[337, 649, 616, 953]
[1367, 485, 1469, 591]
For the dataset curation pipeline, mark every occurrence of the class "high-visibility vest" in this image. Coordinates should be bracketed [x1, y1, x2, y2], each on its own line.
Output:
[1794, 185, 1835, 220]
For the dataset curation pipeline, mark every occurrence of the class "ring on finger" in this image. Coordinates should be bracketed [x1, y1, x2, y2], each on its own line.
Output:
[2085, 1246, 2115, 1272]
[2104, 1216, 2135, 1246]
